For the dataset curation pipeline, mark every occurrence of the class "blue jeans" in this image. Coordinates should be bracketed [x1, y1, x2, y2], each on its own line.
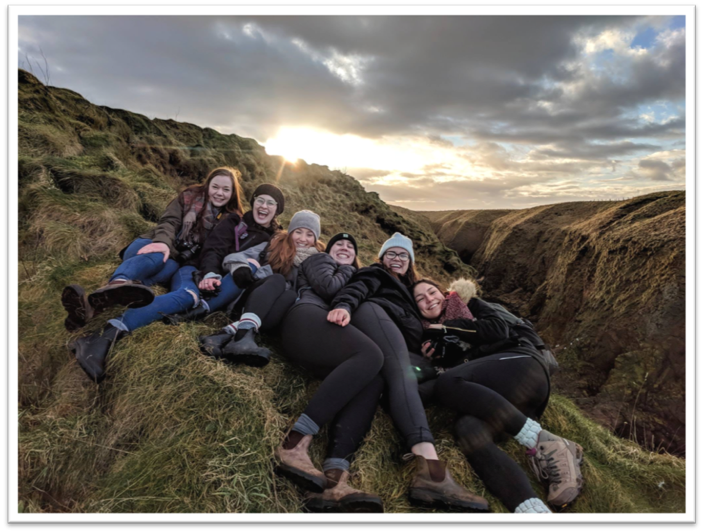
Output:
[109, 266, 199, 332]
[202, 263, 257, 313]
[203, 274, 244, 312]
[111, 238, 180, 287]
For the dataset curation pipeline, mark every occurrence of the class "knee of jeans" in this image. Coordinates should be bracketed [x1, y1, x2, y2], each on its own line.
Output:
[184, 289, 199, 309]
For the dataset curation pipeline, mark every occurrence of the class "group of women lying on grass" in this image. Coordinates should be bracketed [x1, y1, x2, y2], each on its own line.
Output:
[62, 167, 584, 514]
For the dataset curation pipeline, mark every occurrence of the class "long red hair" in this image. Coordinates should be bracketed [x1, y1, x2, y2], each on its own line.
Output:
[267, 230, 325, 276]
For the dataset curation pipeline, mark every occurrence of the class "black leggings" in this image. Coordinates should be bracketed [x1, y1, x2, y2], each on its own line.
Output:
[351, 302, 434, 448]
[281, 304, 384, 459]
[242, 274, 297, 332]
[422, 351, 550, 512]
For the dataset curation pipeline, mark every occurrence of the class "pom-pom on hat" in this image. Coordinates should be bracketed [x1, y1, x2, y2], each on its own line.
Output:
[288, 210, 321, 241]
[378, 232, 415, 263]
[325, 232, 358, 254]
[250, 183, 285, 215]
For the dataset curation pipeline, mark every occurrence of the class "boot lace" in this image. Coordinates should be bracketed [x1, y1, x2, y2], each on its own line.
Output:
[531, 449, 562, 487]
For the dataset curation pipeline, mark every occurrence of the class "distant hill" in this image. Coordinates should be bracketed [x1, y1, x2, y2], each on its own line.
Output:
[17, 70, 684, 514]
[411, 195, 685, 456]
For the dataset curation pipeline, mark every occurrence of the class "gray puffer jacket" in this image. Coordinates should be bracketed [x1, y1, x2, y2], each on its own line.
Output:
[293, 252, 356, 310]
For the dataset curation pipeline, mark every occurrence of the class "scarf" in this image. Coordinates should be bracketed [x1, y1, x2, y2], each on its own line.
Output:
[293, 246, 319, 267]
[177, 189, 222, 246]
[421, 291, 474, 329]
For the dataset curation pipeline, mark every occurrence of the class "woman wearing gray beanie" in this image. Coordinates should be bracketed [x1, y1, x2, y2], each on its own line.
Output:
[326, 232, 489, 512]
[198, 210, 324, 366]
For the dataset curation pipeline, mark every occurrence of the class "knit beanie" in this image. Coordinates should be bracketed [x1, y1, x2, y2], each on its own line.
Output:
[325, 232, 358, 255]
[251, 184, 285, 215]
[288, 210, 321, 241]
[378, 232, 415, 263]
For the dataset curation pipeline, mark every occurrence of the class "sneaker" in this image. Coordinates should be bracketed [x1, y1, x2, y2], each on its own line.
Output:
[528, 430, 584, 509]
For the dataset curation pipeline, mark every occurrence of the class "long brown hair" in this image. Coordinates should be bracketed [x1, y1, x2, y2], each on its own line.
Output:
[179, 167, 244, 240]
[183, 166, 244, 214]
[377, 254, 418, 287]
[267, 230, 325, 276]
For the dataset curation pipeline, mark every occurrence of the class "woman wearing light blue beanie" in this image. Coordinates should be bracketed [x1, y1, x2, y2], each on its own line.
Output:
[326, 232, 488, 512]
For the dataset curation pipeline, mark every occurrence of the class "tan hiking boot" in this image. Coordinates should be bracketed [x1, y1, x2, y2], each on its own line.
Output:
[528, 430, 584, 510]
[305, 469, 383, 513]
[88, 280, 154, 312]
[408, 456, 489, 512]
[274, 434, 326, 493]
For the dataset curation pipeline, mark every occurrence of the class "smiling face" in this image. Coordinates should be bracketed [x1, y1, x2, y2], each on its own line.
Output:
[208, 175, 234, 208]
[252, 194, 277, 227]
[291, 227, 316, 249]
[329, 239, 356, 266]
[382, 246, 410, 276]
[413, 281, 446, 319]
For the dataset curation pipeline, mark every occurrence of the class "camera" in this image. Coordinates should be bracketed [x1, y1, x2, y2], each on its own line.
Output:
[176, 240, 200, 263]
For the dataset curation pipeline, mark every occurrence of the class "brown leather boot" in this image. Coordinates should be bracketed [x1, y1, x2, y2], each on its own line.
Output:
[88, 280, 154, 312]
[274, 434, 326, 493]
[408, 456, 489, 512]
[62, 284, 96, 331]
[305, 469, 384, 513]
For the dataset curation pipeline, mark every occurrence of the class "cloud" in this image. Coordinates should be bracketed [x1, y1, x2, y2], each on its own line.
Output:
[17, 14, 686, 208]
[346, 167, 391, 182]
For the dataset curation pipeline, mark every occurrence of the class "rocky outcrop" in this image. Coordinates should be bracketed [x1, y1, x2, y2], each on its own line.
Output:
[422, 194, 686, 455]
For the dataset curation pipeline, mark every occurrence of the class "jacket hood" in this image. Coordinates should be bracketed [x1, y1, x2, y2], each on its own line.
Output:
[448, 278, 478, 304]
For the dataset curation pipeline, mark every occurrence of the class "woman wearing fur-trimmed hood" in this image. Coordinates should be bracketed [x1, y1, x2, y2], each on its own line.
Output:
[412, 277, 584, 515]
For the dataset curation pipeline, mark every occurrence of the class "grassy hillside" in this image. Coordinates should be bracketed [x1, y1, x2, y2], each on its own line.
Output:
[419, 195, 685, 457]
[17, 70, 685, 514]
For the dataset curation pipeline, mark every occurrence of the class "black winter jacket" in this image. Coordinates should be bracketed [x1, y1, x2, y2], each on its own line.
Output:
[293, 253, 356, 310]
[331, 263, 424, 352]
[197, 211, 279, 277]
[424, 298, 551, 371]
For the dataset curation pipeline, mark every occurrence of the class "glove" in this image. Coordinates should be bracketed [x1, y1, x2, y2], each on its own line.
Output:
[232, 267, 255, 289]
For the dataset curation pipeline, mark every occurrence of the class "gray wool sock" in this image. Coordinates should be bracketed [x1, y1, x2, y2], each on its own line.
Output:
[323, 458, 350, 472]
[514, 417, 542, 449]
[292, 413, 320, 436]
[514, 497, 552, 513]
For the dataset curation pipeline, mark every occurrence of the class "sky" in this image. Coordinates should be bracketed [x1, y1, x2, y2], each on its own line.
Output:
[18, 14, 686, 210]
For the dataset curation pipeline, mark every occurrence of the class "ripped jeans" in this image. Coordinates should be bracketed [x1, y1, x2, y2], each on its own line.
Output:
[111, 238, 180, 287]
[109, 266, 199, 333]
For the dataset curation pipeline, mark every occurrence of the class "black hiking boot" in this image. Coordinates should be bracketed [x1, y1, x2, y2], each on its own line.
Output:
[69, 325, 124, 384]
[162, 304, 209, 325]
[88, 280, 154, 313]
[61, 284, 97, 332]
[199, 332, 234, 359]
[221, 328, 271, 367]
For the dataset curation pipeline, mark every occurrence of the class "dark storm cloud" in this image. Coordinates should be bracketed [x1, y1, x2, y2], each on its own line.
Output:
[18, 15, 684, 141]
[18, 14, 686, 207]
